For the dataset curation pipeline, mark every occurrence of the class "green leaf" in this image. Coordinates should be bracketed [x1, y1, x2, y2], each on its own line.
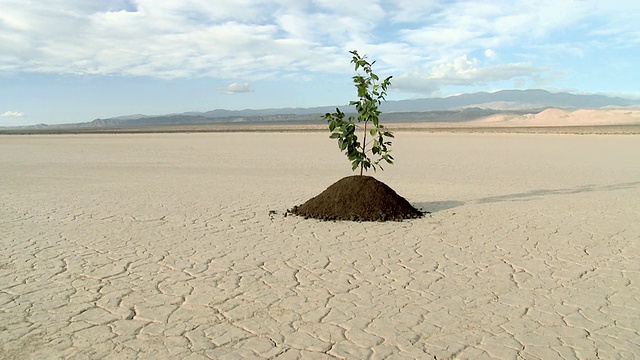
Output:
[327, 49, 394, 175]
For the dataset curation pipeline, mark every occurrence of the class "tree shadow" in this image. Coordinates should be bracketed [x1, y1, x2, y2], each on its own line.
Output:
[474, 181, 640, 204]
[411, 181, 640, 213]
[413, 201, 465, 214]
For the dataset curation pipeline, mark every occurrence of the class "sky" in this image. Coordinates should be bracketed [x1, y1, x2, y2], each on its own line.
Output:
[1, 0, 639, 126]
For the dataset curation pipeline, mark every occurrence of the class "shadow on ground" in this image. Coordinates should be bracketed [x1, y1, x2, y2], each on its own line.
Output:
[413, 201, 465, 214]
[474, 181, 640, 204]
[411, 181, 640, 214]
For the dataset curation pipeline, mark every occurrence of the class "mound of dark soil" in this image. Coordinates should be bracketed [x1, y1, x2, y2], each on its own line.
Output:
[289, 175, 424, 221]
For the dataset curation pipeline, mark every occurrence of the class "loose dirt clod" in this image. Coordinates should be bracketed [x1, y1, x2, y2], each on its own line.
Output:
[289, 175, 424, 221]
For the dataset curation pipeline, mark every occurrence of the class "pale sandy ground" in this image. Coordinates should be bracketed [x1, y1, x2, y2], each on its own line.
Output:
[470, 108, 640, 127]
[1, 132, 639, 359]
[390, 109, 640, 131]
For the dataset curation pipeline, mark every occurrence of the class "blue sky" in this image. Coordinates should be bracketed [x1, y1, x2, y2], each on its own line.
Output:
[1, 0, 639, 126]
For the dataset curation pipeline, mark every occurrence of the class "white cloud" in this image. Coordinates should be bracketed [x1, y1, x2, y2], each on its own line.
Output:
[0, 0, 637, 91]
[388, 0, 441, 23]
[393, 0, 624, 58]
[1, 111, 25, 117]
[394, 55, 547, 95]
[219, 82, 252, 94]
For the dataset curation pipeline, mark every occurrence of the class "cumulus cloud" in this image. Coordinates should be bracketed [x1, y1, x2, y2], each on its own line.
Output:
[0, 0, 379, 79]
[1, 111, 25, 117]
[397, 1, 592, 51]
[219, 82, 253, 94]
[0, 0, 637, 89]
[394, 55, 547, 95]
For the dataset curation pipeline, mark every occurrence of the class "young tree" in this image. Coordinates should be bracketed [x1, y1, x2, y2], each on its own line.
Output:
[324, 50, 394, 176]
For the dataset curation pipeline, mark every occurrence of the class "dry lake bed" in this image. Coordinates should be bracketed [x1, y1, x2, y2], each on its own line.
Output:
[1, 132, 639, 359]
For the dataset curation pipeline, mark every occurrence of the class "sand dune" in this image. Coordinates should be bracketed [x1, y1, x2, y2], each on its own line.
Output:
[1, 133, 639, 359]
[471, 108, 640, 127]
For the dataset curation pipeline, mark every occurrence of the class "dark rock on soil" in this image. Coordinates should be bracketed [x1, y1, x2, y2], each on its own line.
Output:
[289, 175, 424, 221]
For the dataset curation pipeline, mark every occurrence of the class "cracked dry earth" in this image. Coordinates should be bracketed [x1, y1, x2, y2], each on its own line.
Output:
[1, 132, 639, 359]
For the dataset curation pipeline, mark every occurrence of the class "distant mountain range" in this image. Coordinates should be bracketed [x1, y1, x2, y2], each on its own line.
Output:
[380, 89, 636, 112]
[6, 89, 639, 130]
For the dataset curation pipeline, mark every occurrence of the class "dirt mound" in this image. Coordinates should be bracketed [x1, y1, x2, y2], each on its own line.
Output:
[289, 175, 424, 221]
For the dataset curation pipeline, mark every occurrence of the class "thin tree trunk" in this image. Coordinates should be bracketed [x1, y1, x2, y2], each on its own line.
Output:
[360, 120, 368, 176]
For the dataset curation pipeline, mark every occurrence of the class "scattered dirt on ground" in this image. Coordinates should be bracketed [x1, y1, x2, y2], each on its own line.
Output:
[289, 175, 424, 221]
